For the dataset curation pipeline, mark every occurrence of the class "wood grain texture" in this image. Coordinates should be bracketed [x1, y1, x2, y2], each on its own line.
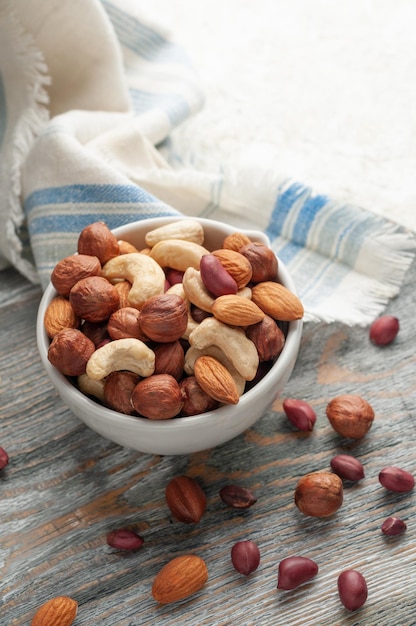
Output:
[1, 261, 415, 626]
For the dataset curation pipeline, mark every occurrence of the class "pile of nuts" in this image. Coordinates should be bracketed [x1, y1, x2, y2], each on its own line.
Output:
[44, 219, 303, 419]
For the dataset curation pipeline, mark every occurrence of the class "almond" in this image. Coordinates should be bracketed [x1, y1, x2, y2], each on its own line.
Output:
[152, 555, 208, 604]
[194, 355, 239, 405]
[222, 231, 252, 251]
[212, 248, 253, 288]
[44, 295, 79, 338]
[251, 281, 304, 321]
[31, 596, 78, 626]
[165, 475, 207, 523]
[211, 294, 265, 326]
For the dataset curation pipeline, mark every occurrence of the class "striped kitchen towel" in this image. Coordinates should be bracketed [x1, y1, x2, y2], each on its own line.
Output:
[0, 0, 414, 325]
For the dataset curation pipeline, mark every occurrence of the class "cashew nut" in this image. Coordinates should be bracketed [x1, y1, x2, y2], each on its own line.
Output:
[189, 317, 259, 381]
[165, 282, 199, 339]
[77, 373, 106, 402]
[101, 252, 165, 309]
[145, 219, 205, 247]
[238, 286, 252, 299]
[149, 239, 210, 271]
[182, 267, 215, 312]
[86, 338, 155, 380]
[184, 345, 246, 396]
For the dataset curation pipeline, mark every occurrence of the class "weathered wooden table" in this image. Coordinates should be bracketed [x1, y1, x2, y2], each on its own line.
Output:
[1, 257, 415, 626]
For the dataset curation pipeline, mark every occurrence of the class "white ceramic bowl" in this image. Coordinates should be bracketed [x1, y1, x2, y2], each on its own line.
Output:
[37, 216, 303, 455]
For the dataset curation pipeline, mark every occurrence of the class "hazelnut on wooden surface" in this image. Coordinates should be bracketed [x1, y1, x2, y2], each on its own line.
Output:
[326, 394, 375, 439]
[294, 471, 343, 517]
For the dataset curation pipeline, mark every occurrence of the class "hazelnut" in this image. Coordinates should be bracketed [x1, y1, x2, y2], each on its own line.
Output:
[179, 376, 219, 415]
[239, 241, 278, 282]
[107, 307, 147, 341]
[294, 471, 343, 517]
[245, 315, 285, 362]
[69, 276, 120, 323]
[326, 394, 375, 439]
[51, 254, 101, 296]
[77, 221, 120, 264]
[80, 320, 110, 347]
[47, 328, 95, 376]
[154, 341, 185, 381]
[104, 371, 141, 415]
[131, 374, 183, 419]
[139, 293, 188, 343]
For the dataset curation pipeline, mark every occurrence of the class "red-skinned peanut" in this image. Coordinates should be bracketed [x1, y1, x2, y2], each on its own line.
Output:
[337, 569, 368, 611]
[199, 254, 238, 297]
[277, 556, 318, 590]
[378, 466, 414, 492]
[381, 516, 407, 536]
[107, 528, 144, 550]
[231, 540, 261, 576]
[0, 447, 9, 470]
[330, 454, 364, 481]
[283, 398, 316, 431]
[369, 315, 399, 345]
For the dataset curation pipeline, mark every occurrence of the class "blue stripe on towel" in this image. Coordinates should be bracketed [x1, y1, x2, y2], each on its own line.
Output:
[24, 183, 162, 214]
[28, 209, 177, 236]
[0, 73, 7, 148]
[24, 183, 179, 236]
[101, 0, 192, 66]
[266, 182, 328, 263]
[266, 181, 380, 270]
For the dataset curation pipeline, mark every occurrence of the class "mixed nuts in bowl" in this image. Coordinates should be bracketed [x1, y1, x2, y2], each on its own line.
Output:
[36, 216, 303, 455]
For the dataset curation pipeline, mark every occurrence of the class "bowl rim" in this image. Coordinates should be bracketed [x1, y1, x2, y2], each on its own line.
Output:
[36, 216, 303, 435]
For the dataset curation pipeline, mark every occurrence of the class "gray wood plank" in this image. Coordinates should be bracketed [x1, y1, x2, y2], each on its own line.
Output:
[1, 261, 415, 625]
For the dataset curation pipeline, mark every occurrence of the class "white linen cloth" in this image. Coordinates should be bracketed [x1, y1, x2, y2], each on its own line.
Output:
[1, 0, 415, 324]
